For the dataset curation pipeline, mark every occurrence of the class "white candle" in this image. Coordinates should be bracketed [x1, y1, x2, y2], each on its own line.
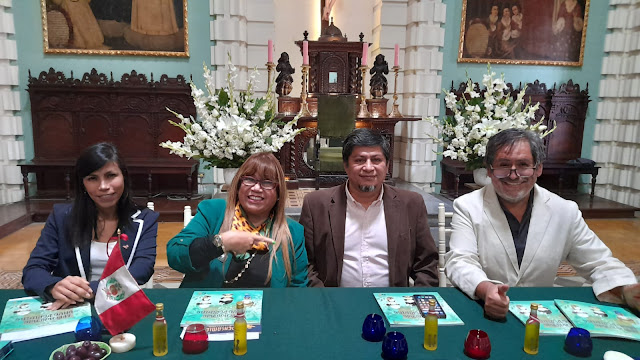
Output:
[109, 332, 136, 353]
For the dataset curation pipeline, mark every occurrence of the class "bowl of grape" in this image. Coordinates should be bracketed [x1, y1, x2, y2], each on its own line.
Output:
[50, 341, 110, 360]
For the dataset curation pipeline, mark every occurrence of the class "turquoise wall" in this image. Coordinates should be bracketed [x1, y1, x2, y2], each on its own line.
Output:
[13, 0, 211, 161]
[439, 1, 609, 188]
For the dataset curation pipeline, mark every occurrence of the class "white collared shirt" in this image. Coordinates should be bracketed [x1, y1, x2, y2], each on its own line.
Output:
[89, 240, 117, 281]
[341, 182, 390, 287]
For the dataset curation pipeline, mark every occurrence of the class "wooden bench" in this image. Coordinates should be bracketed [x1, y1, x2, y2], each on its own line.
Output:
[20, 159, 198, 201]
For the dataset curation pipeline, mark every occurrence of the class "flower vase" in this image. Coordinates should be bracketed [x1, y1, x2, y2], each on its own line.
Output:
[222, 168, 239, 186]
[473, 168, 492, 187]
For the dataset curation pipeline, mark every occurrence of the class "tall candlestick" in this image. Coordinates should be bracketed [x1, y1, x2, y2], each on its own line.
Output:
[302, 40, 309, 65]
[298, 64, 311, 117]
[389, 66, 403, 118]
[268, 40, 273, 63]
[362, 43, 368, 66]
[357, 66, 370, 118]
[394, 44, 399, 67]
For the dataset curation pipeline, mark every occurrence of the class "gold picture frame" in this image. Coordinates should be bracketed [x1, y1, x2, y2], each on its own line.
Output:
[41, 0, 189, 57]
[458, 0, 589, 66]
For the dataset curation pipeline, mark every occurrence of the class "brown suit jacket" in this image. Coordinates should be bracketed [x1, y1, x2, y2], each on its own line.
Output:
[299, 183, 438, 287]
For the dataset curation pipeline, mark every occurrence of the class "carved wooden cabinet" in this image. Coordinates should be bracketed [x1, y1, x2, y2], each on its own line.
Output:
[24, 68, 198, 198]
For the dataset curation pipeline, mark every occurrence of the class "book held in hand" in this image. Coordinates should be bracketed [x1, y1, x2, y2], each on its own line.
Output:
[509, 300, 573, 335]
[373, 292, 464, 327]
[0, 296, 91, 342]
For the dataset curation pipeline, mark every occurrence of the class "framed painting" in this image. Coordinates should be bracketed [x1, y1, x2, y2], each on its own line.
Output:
[41, 0, 189, 57]
[458, 0, 589, 66]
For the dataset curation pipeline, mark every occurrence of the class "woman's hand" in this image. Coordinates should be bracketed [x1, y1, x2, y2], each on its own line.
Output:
[219, 231, 274, 255]
[48, 276, 93, 310]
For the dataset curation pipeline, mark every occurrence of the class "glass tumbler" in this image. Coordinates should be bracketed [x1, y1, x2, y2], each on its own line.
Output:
[182, 323, 208, 354]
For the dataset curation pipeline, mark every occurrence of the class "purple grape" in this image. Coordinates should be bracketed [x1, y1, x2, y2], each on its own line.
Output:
[82, 341, 92, 349]
[53, 351, 65, 360]
[89, 343, 100, 352]
[67, 356, 81, 360]
[75, 346, 88, 358]
[98, 348, 107, 356]
[65, 344, 76, 356]
[89, 350, 103, 359]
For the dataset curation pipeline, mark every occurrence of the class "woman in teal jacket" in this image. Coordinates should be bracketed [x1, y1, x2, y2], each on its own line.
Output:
[167, 153, 309, 287]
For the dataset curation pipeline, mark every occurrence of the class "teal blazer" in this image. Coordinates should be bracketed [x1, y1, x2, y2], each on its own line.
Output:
[167, 199, 309, 287]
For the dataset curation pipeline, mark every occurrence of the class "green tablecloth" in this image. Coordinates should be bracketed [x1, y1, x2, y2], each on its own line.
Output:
[1, 287, 639, 359]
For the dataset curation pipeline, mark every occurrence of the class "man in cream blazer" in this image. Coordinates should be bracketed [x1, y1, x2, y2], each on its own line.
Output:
[445, 129, 639, 318]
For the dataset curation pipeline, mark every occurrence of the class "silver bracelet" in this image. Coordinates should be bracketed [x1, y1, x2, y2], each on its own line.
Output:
[213, 234, 226, 253]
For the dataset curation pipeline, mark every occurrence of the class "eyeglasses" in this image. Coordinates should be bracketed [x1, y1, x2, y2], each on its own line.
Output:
[490, 165, 538, 178]
[241, 176, 277, 190]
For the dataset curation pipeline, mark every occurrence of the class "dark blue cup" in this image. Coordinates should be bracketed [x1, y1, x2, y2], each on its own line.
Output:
[75, 316, 103, 342]
[382, 331, 408, 360]
[564, 327, 592, 357]
[362, 314, 386, 342]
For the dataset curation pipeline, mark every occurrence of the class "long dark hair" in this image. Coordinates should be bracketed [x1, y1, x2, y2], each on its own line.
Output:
[67, 143, 139, 248]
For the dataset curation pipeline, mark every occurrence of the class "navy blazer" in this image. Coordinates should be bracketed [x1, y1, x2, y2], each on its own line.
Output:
[22, 203, 159, 301]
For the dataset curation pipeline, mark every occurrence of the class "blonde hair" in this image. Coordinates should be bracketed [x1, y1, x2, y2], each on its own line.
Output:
[219, 153, 294, 284]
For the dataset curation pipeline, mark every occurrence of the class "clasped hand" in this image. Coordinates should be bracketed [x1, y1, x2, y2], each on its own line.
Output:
[48, 275, 93, 310]
[219, 230, 274, 255]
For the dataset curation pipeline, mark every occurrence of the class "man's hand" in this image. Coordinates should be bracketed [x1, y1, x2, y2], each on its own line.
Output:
[622, 284, 640, 311]
[476, 281, 510, 319]
[48, 276, 93, 310]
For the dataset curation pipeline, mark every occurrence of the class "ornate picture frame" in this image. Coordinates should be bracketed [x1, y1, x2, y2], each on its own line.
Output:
[458, 0, 589, 66]
[41, 0, 189, 57]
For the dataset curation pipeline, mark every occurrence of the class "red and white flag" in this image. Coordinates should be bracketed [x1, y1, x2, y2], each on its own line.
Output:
[94, 241, 155, 335]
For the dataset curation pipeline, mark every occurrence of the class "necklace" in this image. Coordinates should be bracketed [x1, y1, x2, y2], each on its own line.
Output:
[224, 252, 257, 284]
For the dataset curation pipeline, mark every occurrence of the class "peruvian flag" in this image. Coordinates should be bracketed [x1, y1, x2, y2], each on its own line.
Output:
[94, 241, 155, 335]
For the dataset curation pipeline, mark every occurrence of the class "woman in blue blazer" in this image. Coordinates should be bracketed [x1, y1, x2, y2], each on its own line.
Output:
[22, 143, 159, 310]
[167, 153, 309, 288]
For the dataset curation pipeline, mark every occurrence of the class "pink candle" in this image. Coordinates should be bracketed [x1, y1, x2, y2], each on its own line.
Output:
[362, 43, 368, 66]
[268, 40, 273, 63]
[394, 44, 399, 67]
[302, 40, 309, 65]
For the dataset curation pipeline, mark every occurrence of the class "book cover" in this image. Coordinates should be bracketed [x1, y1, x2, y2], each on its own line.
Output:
[179, 290, 263, 328]
[0, 296, 91, 342]
[509, 301, 573, 335]
[373, 292, 464, 327]
[555, 299, 640, 341]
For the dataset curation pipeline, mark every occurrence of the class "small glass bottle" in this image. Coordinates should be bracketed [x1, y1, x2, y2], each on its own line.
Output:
[233, 301, 247, 356]
[153, 303, 168, 357]
[523, 303, 540, 355]
[423, 298, 438, 351]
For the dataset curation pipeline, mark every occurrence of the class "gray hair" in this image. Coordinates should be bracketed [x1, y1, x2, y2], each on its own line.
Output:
[485, 128, 546, 166]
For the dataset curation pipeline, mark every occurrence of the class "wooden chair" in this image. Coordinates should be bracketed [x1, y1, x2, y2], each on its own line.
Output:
[438, 203, 453, 287]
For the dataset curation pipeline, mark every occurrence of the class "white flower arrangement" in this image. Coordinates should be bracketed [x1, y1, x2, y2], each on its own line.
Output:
[160, 54, 303, 168]
[425, 65, 555, 170]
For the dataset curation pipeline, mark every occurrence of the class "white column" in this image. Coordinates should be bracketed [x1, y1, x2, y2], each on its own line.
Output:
[592, 0, 640, 207]
[209, 0, 275, 186]
[373, 0, 445, 191]
[0, 0, 24, 204]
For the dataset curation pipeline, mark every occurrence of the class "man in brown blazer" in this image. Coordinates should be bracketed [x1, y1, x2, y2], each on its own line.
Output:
[299, 129, 438, 287]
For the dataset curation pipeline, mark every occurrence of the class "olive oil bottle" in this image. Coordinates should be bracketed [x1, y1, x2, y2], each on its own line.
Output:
[523, 303, 540, 355]
[233, 301, 247, 355]
[423, 298, 438, 351]
[153, 303, 168, 356]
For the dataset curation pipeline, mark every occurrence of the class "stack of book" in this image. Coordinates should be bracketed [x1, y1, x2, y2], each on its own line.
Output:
[179, 290, 263, 341]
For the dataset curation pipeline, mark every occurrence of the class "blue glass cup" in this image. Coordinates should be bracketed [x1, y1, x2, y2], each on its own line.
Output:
[75, 316, 103, 342]
[382, 331, 408, 360]
[564, 327, 592, 357]
[362, 314, 386, 342]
